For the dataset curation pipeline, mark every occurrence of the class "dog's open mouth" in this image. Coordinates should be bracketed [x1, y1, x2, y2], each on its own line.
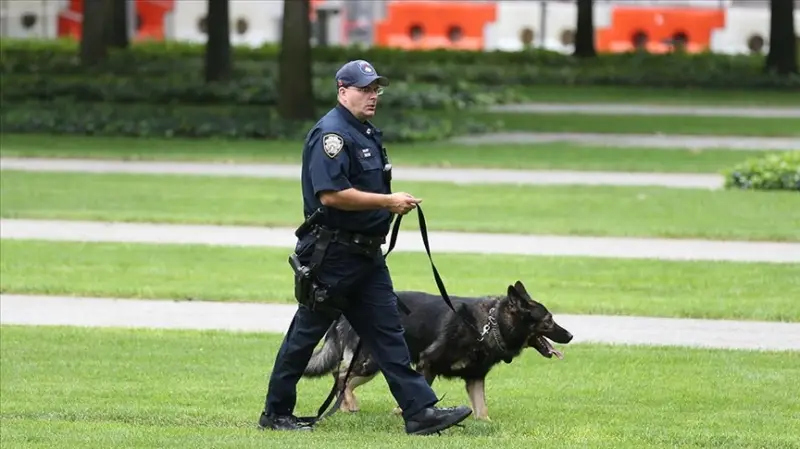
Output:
[533, 335, 564, 360]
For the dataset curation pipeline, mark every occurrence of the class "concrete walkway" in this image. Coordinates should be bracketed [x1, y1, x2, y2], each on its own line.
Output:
[488, 103, 800, 118]
[2, 294, 797, 352]
[450, 132, 800, 151]
[0, 158, 723, 189]
[3, 218, 800, 263]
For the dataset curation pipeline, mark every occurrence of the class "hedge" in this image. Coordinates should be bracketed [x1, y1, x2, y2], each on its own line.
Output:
[2, 37, 761, 66]
[0, 101, 497, 142]
[3, 38, 799, 90]
[723, 152, 800, 192]
[0, 75, 503, 110]
[2, 38, 798, 143]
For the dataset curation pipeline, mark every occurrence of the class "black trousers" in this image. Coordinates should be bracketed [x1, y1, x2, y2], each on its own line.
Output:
[263, 236, 439, 421]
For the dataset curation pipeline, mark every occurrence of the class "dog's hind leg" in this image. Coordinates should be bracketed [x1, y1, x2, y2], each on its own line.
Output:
[337, 345, 378, 413]
[466, 378, 490, 421]
[340, 374, 376, 413]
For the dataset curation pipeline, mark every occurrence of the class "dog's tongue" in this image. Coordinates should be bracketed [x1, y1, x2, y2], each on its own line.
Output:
[543, 338, 564, 360]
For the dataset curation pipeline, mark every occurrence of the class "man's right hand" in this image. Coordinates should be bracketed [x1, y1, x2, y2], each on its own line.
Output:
[386, 192, 421, 215]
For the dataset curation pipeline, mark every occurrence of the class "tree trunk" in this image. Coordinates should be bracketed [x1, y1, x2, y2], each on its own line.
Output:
[204, 0, 232, 83]
[573, 0, 597, 58]
[765, 0, 798, 75]
[106, 0, 130, 48]
[277, 0, 315, 121]
[80, 0, 113, 67]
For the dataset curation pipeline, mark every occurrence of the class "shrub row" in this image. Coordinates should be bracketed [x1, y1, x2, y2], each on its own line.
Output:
[0, 75, 503, 110]
[7, 60, 799, 92]
[723, 152, 800, 192]
[0, 101, 497, 143]
[3, 38, 799, 90]
[4, 37, 768, 66]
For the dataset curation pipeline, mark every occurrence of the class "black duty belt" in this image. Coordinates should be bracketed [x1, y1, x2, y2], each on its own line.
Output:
[297, 204, 483, 428]
[311, 226, 386, 249]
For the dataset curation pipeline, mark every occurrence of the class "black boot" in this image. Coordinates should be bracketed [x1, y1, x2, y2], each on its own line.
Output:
[404, 405, 472, 435]
[258, 412, 313, 431]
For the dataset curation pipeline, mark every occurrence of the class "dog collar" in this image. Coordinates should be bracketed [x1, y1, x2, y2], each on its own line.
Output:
[478, 306, 508, 354]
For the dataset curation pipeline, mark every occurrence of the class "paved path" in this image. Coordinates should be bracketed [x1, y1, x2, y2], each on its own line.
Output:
[3, 218, 799, 263]
[488, 103, 800, 118]
[450, 132, 800, 151]
[2, 294, 797, 352]
[0, 158, 722, 189]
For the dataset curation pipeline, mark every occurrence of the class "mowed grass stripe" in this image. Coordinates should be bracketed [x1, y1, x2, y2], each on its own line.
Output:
[497, 85, 800, 106]
[2, 171, 798, 242]
[2, 326, 799, 449]
[2, 240, 797, 322]
[464, 112, 800, 137]
[0, 134, 785, 173]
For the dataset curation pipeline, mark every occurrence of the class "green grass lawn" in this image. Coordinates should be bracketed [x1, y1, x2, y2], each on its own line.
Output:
[3, 171, 798, 242]
[1, 325, 798, 449]
[465, 112, 800, 137]
[2, 240, 797, 322]
[0, 134, 770, 173]
[506, 85, 800, 106]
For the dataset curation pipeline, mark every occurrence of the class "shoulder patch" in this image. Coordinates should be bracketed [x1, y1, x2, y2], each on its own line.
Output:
[322, 133, 344, 158]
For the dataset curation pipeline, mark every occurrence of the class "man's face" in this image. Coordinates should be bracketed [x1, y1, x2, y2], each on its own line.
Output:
[340, 81, 383, 120]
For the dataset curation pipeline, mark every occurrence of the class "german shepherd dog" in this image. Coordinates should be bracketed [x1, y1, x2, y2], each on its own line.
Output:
[303, 280, 573, 421]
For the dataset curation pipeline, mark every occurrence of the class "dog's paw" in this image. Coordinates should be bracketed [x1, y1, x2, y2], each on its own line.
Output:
[343, 405, 360, 413]
[475, 415, 491, 422]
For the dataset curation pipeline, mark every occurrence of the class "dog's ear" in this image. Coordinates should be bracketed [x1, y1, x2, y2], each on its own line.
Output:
[507, 284, 525, 308]
[513, 280, 530, 298]
[507, 284, 518, 299]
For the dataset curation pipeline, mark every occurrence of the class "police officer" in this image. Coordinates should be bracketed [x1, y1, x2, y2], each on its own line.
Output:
[258, 59, 472, 435]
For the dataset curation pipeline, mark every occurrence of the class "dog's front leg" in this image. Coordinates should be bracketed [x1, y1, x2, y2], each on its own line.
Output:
[466, 378, 490, 421]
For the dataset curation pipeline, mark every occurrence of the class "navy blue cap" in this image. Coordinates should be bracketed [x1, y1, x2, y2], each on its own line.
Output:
[335, 60, 389, 88]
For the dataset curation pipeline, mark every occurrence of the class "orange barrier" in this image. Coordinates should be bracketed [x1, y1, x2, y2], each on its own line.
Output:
[134, 0, 174, 40]
[596, 7, 726, 53]
[57, 0, 175, 41]
[56, 0, 82, 39]
[374, 1, 497, 51]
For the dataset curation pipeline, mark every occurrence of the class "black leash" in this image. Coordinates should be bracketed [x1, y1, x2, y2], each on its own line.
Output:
[298, 204, 481, 427]
[385, 204, 466, 319]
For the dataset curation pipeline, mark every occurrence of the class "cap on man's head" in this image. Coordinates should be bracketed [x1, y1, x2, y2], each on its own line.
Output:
[335, 60, 390, 89]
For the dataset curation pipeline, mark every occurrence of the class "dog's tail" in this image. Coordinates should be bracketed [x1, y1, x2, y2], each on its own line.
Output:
[303, 319, 345, 377]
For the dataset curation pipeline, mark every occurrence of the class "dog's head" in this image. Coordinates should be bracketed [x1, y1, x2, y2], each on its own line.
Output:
[506, 280, 573, 359]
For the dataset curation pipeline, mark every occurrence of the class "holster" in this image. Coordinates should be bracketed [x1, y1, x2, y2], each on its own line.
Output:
[288, 226, 337, 314]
